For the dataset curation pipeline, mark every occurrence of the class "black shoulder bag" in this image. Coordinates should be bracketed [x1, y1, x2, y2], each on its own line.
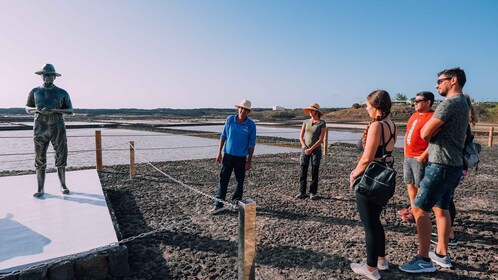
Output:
[353, 121, 396, 206]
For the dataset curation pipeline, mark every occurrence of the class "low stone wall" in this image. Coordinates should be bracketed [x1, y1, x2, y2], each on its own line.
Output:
[0, 245, 129, 280]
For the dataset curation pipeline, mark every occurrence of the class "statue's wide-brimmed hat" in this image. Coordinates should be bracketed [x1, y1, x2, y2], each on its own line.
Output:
[35, 64, 61, 76]
[235, 99, 252, 110]
[303, 102, 323, 116]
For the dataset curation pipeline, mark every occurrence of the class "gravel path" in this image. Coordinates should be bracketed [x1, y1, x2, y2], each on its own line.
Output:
[98, 142, 497, 279]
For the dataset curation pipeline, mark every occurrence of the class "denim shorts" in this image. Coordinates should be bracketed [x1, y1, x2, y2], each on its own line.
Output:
[403, 157, 426, 186]
[413, 162, 463, 211]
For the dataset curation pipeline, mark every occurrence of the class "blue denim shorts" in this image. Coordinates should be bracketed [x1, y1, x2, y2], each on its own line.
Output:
[413, 162, 462, 211]
[403, 157, 427, 186]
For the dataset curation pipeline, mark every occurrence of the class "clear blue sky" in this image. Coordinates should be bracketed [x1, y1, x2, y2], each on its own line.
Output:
[2, 0, 497, 109]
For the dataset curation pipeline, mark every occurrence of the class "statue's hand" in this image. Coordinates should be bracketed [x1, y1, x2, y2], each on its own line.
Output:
[38, 107, 53, 115]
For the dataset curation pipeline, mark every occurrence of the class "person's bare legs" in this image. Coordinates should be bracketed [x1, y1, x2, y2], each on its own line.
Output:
[407, 183, 418, 204]
[433, 207, 451, 255]
[412, 205, 432, 258]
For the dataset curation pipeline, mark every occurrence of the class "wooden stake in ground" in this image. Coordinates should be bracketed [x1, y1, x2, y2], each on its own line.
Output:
[129, 141, 135, 178]
[95, 130, 102, 171]
[238, 199, 256, 280]
[489, 127, 494, 147]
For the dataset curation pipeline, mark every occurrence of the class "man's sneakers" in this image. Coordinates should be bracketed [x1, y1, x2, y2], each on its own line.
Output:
[209, 205, 226, 215]
[295, 193, 319, 200]
[295, 193, 307, 199]
[350, 263, 381, 280]
[431, 232, 459, 246]
[377, 259, 389, 270]
[447, 238, 459, 246]
[429, 251, 453, 268]
[399, 255, 436, 273]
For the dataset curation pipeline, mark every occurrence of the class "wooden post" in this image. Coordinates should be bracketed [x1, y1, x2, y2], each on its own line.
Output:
[323, 127, 329, 156]
[129, 141, 136, 179]
[489, 127, 494, 147]
[238, 199, 256, 280]
[95, 130, 102, 171]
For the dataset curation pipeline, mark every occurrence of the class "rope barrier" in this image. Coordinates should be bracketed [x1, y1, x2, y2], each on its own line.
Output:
[128, 142, 237, 210]
[0, 130, 363, 139]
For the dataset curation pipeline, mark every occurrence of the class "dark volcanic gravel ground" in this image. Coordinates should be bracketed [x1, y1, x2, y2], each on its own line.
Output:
[98, 143, 497, 280]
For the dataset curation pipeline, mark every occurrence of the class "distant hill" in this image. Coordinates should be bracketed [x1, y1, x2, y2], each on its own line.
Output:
[325, 102, 498, 123]
[1, 102, 496, 123]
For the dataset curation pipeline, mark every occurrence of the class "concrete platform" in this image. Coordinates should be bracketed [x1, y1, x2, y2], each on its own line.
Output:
[0, 169, 118, 273]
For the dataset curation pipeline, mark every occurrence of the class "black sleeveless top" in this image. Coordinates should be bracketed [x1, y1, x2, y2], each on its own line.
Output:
[374, 121, 396, 158]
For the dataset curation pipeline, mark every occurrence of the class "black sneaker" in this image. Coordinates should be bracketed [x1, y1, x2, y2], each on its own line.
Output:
[310, 194, 318, 200]
[209, 206, 226, 215]
[231, 200, 240, 210]
[295, 193, 307, 199]
[431, 236, 459, 246]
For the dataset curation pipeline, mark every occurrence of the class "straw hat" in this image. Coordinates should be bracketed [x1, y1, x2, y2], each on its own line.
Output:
[235, 99, 252, 110]
[303, 102, 323, 116]
[35, 64, 62, 76]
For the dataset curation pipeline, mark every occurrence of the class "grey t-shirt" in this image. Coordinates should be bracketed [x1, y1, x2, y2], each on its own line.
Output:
[303, 119, 326, 147]
[428, 94, 469, 166]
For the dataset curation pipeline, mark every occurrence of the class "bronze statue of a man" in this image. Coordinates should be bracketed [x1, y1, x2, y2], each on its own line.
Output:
[26, 64, 73, 197]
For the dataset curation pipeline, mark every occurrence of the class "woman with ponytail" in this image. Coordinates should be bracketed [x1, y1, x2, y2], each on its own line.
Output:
[349, 90, 397, 280]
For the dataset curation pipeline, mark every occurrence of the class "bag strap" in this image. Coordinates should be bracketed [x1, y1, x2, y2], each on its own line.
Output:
[378, 121, 393, 164]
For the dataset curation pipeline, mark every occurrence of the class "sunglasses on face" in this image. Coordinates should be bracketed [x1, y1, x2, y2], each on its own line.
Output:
[413, 99, 427, 103]
[437, 77, 452, 85]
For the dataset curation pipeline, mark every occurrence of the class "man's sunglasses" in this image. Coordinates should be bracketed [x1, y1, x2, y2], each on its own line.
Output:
[413, 99, 427, 103]
[437, 77, 452, 85]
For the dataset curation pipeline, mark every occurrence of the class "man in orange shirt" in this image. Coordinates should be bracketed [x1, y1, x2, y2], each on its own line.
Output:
[398, 91, 435, 222]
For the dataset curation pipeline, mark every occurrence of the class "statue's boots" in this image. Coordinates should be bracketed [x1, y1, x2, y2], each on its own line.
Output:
[33, 169, 45, 197]
[58, 167, 70, 194]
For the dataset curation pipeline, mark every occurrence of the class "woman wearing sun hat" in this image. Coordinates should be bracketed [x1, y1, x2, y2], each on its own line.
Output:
[296, 102, 327, 200]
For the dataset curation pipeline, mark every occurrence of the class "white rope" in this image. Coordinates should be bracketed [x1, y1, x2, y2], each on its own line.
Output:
[128, 142, 236, 210]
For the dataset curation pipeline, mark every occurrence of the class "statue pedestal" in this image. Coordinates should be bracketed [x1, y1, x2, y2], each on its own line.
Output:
[0, 170, 124, 277]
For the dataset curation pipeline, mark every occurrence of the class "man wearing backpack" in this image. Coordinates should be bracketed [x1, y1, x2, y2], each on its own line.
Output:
[400, 68, 469, 273]
[398, 91, 435, 223]
[431, 93, 480, 247]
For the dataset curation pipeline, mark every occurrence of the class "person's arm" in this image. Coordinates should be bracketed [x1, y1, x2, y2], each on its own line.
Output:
[416, 148, 429, 163]
[245, 148, 254, 170]
[216, 118, 230, 163]
[25, 105, 40, 114]
[246, 123, 256, 170]
[25, 91, 42, 114]
[216, 138, 226, 164]
[349, 122, 381, 188]
[420, 117, 444, 142]
[49, 108, 73, 115]
[299, 122, 307, 148]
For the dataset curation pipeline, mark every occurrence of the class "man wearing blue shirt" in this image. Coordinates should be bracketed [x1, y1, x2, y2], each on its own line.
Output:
[210, 99, 256, 214]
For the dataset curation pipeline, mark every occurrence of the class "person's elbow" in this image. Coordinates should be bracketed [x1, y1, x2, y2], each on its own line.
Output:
[420, 133, 431, 142]
[420, 128, 431, 141]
